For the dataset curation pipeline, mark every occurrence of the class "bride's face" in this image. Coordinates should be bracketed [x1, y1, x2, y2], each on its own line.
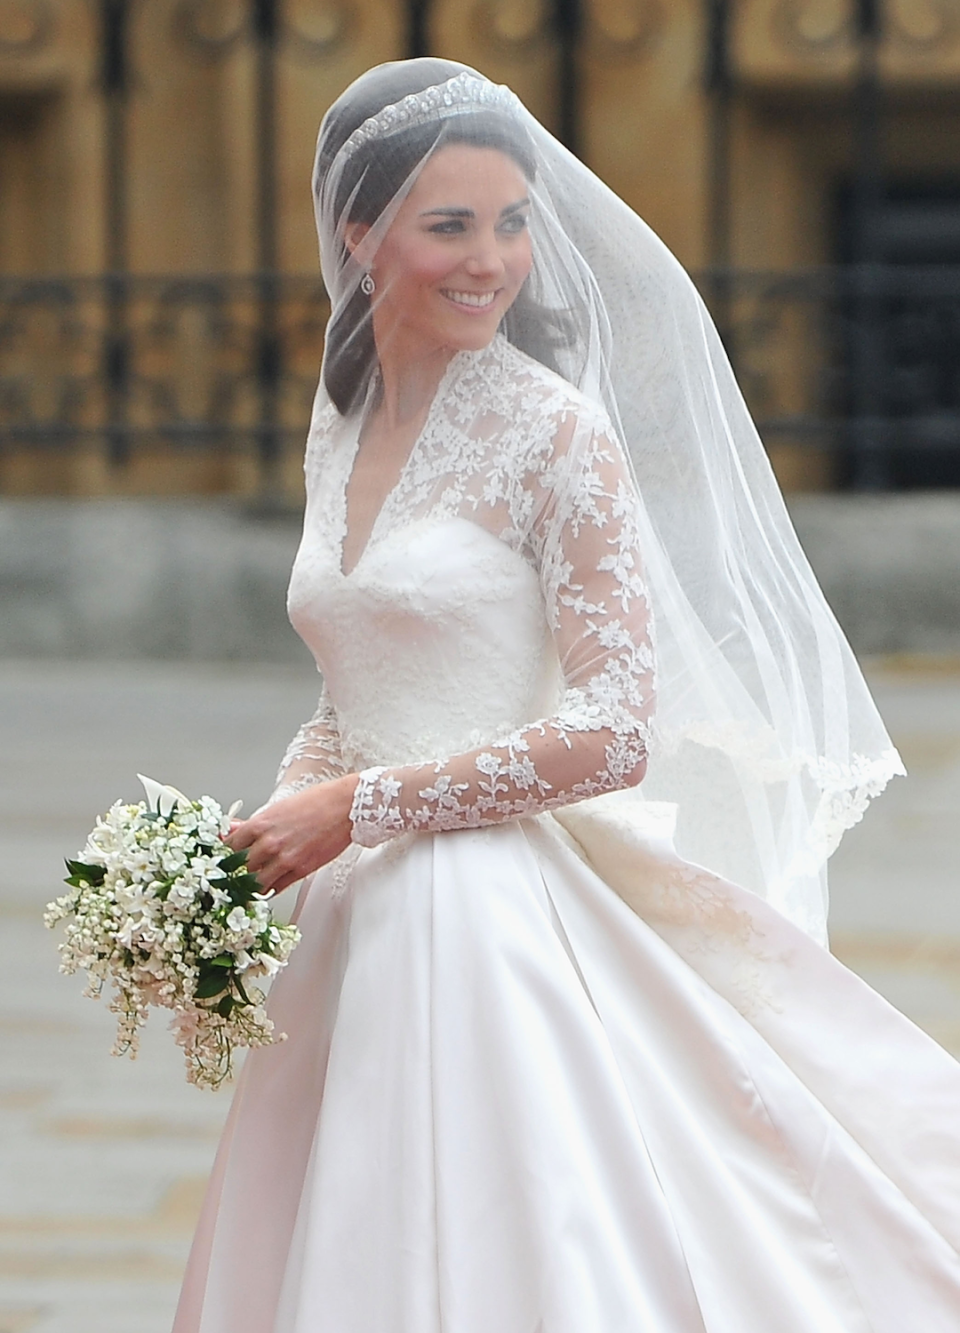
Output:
[359, 143, 533, 356]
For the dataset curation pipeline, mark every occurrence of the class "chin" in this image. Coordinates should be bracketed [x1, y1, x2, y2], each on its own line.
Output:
[443, 317, 502, 353]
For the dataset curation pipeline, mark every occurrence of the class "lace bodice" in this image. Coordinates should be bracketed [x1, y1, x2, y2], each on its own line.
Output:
[276, 335, 656, 846]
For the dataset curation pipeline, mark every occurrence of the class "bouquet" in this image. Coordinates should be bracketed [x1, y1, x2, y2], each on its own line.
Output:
[44, 775, 300, 1090]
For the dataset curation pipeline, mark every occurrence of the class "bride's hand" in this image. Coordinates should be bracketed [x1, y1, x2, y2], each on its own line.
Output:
[226, 775, 359, 894]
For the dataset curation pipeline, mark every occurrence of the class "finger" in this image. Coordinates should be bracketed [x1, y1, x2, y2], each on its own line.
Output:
[226, 820, 256, 851]
[242, 855, 275, 889]
[270, 870, 303, 895]
[247, 825, 300, 876]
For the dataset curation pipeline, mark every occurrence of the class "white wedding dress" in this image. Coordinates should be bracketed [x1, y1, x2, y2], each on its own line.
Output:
[174, 336, 960, 1333]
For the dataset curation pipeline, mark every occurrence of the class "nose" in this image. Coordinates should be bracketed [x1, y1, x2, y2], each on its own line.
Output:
[464, 227, 506, 279]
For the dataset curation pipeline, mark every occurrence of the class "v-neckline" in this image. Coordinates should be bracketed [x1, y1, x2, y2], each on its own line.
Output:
[337, 350, 467, 578]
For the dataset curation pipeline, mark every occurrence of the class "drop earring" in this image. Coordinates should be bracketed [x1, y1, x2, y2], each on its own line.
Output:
[360, 272, 375, 296]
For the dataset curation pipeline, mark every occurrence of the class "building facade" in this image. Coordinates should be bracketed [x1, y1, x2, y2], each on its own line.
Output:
[3, 0, 960, 496]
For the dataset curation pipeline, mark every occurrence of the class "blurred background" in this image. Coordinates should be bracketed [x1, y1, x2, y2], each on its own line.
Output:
[1, 2, 960, 1331]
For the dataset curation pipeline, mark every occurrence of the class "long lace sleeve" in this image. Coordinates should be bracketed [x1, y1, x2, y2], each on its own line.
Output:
[348, 419, 656, 847]
[267, 683, 347, 807]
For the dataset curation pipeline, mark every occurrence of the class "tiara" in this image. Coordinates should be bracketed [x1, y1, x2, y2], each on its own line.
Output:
[338, 72, 521, 162]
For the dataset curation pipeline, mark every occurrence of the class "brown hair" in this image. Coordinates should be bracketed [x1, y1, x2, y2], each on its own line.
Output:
[316, 62, 575, 414]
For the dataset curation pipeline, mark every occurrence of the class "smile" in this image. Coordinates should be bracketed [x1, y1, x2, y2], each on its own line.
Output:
[441, 289, 498, 309]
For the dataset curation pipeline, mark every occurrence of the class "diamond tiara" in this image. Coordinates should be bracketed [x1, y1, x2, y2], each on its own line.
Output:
[337, 72, 522, 163]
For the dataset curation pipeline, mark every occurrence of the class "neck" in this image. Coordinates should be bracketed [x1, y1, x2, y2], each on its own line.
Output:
[371, 319, 457, 428]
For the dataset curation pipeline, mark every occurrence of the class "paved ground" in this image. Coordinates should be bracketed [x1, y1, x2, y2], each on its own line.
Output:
[0, 658, 958, 1333]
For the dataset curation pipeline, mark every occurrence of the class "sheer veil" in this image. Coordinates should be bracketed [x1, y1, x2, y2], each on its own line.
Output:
[310, 57, 903, 943]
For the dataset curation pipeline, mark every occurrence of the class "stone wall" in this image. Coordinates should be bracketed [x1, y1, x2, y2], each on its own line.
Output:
[1, 495, 959, 661]
[0, 500, 308, 663]
[788, 493, 960, 657]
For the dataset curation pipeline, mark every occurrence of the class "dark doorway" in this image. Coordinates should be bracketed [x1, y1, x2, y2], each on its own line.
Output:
[836, 179, 960, 488]
[0, 93, 63, 274]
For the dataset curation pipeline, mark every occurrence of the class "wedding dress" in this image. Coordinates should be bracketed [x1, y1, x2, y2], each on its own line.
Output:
[173, 59, 960, 1332]
[173, 332, 960, 1333]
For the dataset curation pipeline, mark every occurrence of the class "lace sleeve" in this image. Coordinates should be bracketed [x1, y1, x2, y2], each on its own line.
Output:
[348, 418, 656, 846]
[266, 683, 347, 807]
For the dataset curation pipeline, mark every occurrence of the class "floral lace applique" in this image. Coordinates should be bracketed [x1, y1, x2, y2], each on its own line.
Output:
[340, 339, 657, 847]
[277, 337, 657, 844]
[267, 685, 346, 807]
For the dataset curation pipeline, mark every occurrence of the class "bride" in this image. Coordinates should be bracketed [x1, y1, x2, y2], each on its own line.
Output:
[174, 58, 960, 1331]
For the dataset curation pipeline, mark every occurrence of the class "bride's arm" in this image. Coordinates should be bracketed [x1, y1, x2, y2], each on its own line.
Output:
[264, 684, 347, 806]
[348, 419, 656, 847]
[227, 683, 356, 894]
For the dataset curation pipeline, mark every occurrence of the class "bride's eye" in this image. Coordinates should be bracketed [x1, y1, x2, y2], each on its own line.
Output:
[498, 213, 529, 235]
[427, 219, 467, 235]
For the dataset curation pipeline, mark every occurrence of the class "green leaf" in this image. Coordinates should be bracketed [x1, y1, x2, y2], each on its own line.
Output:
[217, 850, 248, 874]
[216, 994, 234, 1018]
[234, 975, 252, 1007]
[208, 954, 234, 968]
[227, 873, 263, 902]
[64, 859, 106, 887]
[229, 871, 262, 892]
[194, 970, 231, 1000]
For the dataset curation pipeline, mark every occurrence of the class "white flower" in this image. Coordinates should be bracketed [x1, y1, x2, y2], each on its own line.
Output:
[46, 781, 300, 1090]
[116, 918, 140, 949]
[189, 853, 223, 884]
[249, 898, 271, 930]
[120, 848, 154, 881]
[208, 882, 231, 909]
[169, 1008, 200, 1041]
[225, 906, 250, 934]
[138, 774, 189, 817]
[254, 951, 282, 977]
[115, 884, 154, 915]
[167, 879, 197, 909]
[162, 846, 189, 876]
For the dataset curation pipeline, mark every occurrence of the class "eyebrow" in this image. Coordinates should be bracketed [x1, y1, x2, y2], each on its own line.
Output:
[419, 197, 531, 219]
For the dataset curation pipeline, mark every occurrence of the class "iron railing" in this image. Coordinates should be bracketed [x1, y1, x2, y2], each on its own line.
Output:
[0, 274, 328, 499]
[5, 266, 960, 493]
[712, 265, 960, 489]
[4, 1, 960, 493]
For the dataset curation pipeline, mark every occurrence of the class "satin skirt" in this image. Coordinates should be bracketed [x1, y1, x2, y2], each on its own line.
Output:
[173, 817, 960, 1332]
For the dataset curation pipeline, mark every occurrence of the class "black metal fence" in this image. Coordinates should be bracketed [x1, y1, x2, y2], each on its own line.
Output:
[6, 265, 960, 493]
[709, 265, 960, 490]
[0, 274, 329, 500]
[0, 0, 591, 502]
[3, 0, 960, 494]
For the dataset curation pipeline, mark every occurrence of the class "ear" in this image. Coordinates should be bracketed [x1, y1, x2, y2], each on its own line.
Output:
[343, 220, 371, 258]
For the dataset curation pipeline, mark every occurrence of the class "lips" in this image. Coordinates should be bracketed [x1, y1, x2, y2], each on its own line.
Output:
[441, 289, 498, 309]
